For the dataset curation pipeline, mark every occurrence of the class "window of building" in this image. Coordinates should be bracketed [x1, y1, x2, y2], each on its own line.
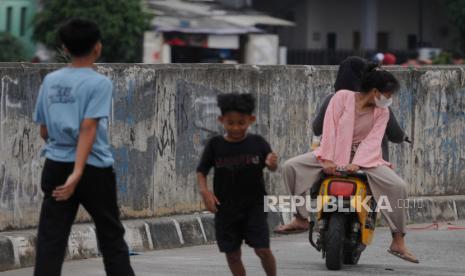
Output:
[327, 33, 337, 50]
[407, 34, 417, 50]
[377, 32, 389, 51]
[353, 31, 361, 50]
[6, 7, 13, 33]
[20, 7, 27, 36]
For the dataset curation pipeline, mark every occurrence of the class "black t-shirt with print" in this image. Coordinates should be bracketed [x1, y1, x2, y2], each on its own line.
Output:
[197, 134, 272, 213]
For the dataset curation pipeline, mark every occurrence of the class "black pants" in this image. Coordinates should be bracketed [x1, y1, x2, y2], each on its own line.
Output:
[34, 159, 135, 276]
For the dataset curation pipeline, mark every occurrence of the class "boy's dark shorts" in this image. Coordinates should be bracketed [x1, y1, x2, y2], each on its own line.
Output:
[214, 203, 269, 253]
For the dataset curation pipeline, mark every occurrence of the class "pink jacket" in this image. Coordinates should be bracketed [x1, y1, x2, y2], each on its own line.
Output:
[313, 90, 391, 168]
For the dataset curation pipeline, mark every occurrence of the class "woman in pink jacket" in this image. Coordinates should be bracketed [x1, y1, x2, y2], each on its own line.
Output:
[276, 64, 419, 263]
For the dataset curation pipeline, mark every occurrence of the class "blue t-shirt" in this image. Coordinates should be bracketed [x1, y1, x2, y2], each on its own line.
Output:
[33, 67, 114, 168]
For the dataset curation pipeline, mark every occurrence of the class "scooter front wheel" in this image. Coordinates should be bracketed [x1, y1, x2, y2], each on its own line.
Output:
[344, 248, 362, 265]
[325, 213, 346, 270]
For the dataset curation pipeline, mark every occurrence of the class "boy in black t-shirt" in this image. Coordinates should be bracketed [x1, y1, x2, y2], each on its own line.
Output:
[197, 93, 278, 276]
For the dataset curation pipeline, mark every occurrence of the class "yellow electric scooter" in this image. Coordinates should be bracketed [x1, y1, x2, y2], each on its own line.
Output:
[308, 170, 378, 270]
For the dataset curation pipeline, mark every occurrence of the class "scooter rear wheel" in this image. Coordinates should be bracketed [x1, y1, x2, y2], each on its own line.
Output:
[325, 213, 346, 270]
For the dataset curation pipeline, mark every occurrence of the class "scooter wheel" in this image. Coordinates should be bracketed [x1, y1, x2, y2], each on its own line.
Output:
[325, 213, 346, 270]
[344, 248, 361, 265]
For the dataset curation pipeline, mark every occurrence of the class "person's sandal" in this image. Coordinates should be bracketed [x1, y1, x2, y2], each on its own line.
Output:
[387, 249, 420, 264]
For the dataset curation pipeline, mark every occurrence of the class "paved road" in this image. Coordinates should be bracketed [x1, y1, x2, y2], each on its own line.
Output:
[2, 223, 465, 276]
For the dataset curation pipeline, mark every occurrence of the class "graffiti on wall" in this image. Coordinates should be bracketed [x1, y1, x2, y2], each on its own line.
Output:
[0, 65, 464, 231]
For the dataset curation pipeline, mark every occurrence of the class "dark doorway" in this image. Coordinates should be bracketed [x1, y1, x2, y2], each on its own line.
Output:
[407, 34, 417, 50]
[327, 33, 337, 50]
[377, 32, 389, 51]
[353, 31, 361, 50]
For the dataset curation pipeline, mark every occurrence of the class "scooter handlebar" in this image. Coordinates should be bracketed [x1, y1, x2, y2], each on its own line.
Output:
[327, 168, 365, 177]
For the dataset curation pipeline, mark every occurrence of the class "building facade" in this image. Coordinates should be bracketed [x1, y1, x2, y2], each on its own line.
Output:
[255, 0, 458, 51]
[0, 0, 37, 59]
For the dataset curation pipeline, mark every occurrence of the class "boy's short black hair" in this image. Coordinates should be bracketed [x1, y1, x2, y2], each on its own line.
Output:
[58, 18, 101, 57]
[360, 63, 400, 93]
[217, 93, 255, 115]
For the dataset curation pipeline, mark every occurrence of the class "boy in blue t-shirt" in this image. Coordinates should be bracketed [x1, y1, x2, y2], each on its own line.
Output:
[33, 19, 134, 276]
[197, 93, 278, 276]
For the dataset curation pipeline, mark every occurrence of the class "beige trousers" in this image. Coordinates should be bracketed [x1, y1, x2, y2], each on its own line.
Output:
[282, 152, 407, 234]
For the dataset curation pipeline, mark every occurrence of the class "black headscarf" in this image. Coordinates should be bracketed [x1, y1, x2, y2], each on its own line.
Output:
[334, 56, 367, 92]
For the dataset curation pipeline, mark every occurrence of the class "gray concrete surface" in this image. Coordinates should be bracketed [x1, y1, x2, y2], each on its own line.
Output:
[0, 212, 286, 271]
[1, 63, 465, 231]
[2, 222, 465, 276]
[1, 198, 465, 272]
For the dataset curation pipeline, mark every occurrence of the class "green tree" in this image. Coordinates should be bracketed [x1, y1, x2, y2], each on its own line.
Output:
[0, 32, 27, 62]
[432, 51, 452, 65]
[446, 0, 465, 52]
[33, 0, 152, 63]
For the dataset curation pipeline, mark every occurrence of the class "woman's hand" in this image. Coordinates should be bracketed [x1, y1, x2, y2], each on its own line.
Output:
[322, 160, 337, 175]
[346, 164, 360, 173]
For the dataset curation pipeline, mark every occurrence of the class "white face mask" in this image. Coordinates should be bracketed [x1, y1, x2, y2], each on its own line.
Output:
[374, 94, 392, 108]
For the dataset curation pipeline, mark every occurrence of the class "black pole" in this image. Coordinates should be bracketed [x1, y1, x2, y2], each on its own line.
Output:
[418, 0, 423, 47]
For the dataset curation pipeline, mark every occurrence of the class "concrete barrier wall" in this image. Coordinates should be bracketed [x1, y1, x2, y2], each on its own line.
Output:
[0, 63, 464, 231]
